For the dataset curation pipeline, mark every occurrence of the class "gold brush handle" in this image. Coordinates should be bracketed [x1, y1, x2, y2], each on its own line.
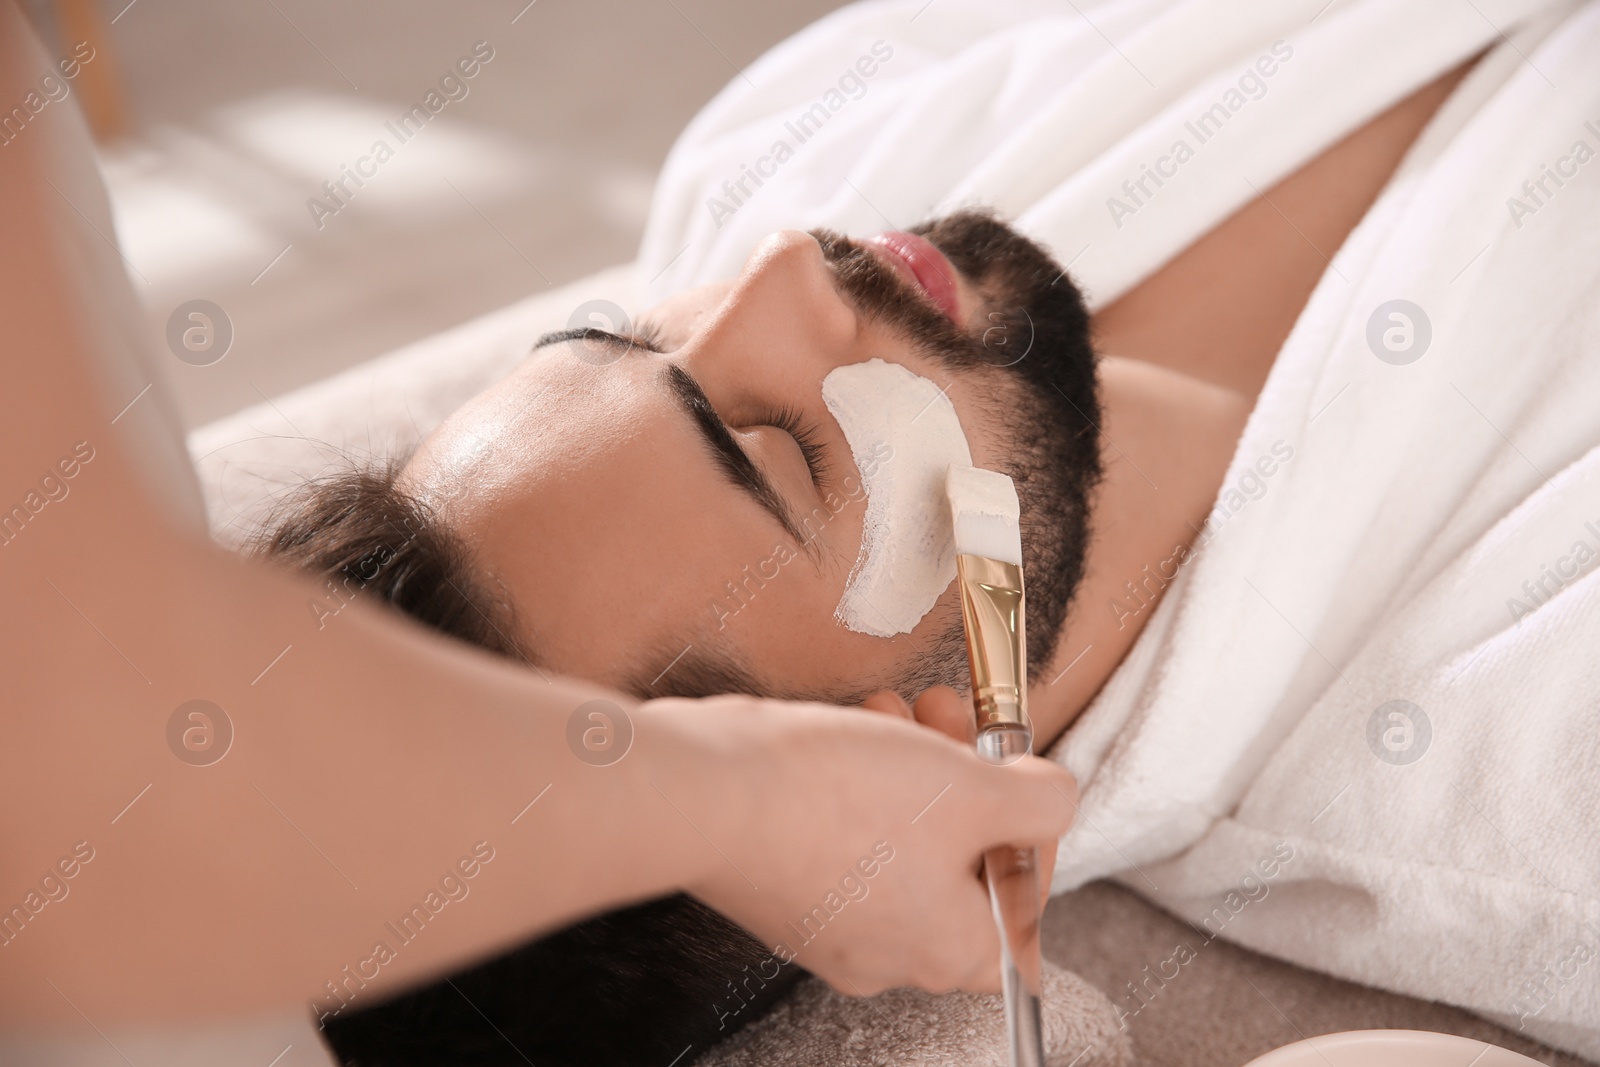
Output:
[956, 550, 1045, 1066]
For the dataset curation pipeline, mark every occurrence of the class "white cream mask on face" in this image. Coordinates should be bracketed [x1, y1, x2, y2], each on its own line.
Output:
[821, 358, 973, 638]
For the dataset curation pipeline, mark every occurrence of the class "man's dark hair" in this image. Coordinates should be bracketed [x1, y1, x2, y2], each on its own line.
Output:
[253, 465, 802, 1067]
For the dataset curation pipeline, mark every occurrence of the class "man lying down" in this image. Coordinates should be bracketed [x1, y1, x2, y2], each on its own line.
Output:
[234, 0, 1600, 1056]
[251, 209, 1244, 1065]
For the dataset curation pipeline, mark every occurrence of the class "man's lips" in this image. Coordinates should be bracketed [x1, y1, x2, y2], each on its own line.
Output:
[865, 232, 962, 326]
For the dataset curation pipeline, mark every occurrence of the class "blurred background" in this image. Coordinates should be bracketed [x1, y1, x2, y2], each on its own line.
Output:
[22, 0, 847, 427]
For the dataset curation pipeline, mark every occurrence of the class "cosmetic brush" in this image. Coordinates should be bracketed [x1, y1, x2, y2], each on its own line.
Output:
[946, 464, 1046, 1067]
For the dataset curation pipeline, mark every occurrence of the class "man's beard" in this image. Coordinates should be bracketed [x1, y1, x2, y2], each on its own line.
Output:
[807, 210, 1104, 702]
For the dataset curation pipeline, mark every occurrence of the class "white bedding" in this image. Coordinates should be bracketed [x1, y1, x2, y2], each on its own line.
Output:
[636, 0, 1600, 1056]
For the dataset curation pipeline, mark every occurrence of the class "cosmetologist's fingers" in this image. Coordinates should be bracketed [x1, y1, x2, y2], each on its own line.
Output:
[910, 685, 975, 744]
[860, 689, 915, 720]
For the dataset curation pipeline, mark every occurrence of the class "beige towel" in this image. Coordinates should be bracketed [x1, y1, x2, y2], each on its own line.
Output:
[699, 962, 1131, 1067]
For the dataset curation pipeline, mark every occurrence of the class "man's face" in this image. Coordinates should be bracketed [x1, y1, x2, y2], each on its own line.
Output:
[400, 212, 1097, 702]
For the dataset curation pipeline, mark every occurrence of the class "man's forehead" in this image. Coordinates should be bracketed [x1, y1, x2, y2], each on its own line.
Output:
[398, 359, 662, 539]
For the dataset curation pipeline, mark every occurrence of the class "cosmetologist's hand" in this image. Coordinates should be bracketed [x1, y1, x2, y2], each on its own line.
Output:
[636, 695, 1077, 997]
[862, 685, 1063, 912]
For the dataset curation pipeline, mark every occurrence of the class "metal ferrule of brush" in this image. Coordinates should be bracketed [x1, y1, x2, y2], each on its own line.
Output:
[954, 553, 1031, 749]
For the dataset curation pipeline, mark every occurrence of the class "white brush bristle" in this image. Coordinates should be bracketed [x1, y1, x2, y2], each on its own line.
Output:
[946, 465, 1022, 566]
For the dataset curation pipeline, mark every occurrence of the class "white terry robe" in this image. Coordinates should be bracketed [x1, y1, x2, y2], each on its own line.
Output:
[637, 0, 1600, 1056]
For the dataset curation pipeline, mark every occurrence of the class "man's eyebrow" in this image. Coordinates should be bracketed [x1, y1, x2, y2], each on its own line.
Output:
[534, 327, 817, 557]
[533, 326, 647, 351]
[661, 362, 816, 556]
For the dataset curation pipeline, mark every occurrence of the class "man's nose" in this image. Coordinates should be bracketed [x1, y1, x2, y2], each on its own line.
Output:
[698, 230, 859, 366]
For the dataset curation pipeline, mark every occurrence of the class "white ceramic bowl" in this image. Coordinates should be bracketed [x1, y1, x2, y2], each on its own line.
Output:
[1243, 1029, 1546, 1067]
